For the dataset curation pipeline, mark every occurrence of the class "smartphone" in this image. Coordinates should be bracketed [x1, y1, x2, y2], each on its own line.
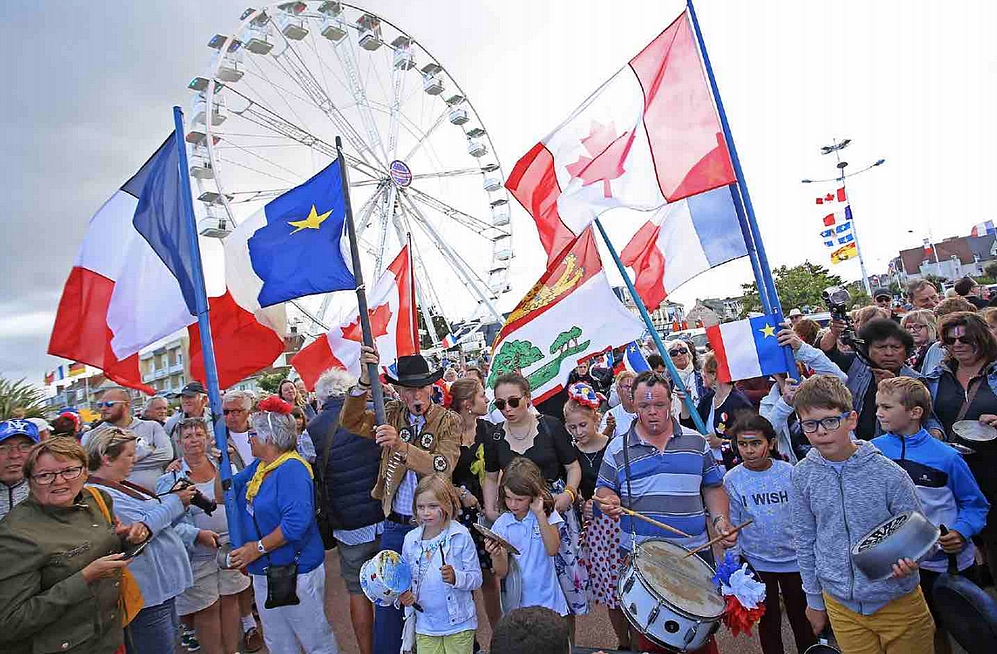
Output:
[121, 540, 150, 560]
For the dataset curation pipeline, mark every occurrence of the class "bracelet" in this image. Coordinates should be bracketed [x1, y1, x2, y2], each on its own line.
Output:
[358, 380, 371, 388]
[563, 487, 576, 503]
[712, 514, 727, 527]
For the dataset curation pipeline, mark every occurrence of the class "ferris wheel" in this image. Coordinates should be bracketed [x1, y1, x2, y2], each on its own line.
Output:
[185, 1, 514, 344]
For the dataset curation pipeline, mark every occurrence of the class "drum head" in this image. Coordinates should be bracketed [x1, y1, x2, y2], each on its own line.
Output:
[952, 420, 997, 443]
[635, 539, 726, 618]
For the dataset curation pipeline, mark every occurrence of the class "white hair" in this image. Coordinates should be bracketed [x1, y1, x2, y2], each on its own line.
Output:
[144, 396, 168, 410]
[222, 389, 253, 410]
[250, 410, 297, 452]
[314, 368, 357, 404]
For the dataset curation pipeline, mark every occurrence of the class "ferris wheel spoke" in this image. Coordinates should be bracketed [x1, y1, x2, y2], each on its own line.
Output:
[215, 155, 299, 186]
[410, 168, 482, 181]
[399, 192, 504, 323]
[327, 30, 389, 166]
[395, 203, 447, 345]
[402, 105, 451, 162]
[405, 186, 507, 240]
[354, 182, 388, 240]
[242, 55, 317, 138]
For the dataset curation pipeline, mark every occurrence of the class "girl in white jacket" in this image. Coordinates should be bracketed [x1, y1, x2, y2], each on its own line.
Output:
[400, 474, 482, 654]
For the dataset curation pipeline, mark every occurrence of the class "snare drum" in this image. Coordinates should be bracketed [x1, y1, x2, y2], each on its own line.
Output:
[618, 539, 725, 652]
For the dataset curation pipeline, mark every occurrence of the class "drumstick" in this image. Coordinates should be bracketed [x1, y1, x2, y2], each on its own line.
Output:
[682, 519, 753, 558]
[619, 507, 693, 539]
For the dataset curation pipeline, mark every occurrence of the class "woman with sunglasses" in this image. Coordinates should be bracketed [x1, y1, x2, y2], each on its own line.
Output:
[664, 340, 706, 418]
[86, 427, 212, 654]
[0, 437, 147, 654]
[922, 311, 997, 583]
[482, 373, 589, 631]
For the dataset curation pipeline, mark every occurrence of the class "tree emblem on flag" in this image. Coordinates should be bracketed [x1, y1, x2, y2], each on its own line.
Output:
[487, 326, 591, 392]
[565, 120, 635, 198]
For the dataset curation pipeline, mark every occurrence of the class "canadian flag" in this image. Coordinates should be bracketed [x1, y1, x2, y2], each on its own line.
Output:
[291, 245, 419, 390]
[506, 10, 736, 265]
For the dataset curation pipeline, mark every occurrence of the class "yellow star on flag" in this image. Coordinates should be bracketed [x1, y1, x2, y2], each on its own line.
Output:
[287, 205, 333, 235]
[759, 323, 776, 338]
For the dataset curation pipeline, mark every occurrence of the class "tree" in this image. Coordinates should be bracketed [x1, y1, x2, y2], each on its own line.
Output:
[0, 376, 49, 420]
[418, 313, 451, 350]
[488, 340, 543, 387]
[739, 261, 844, 317]
[924, 274, 948, 291]
[256, 368, 290, 394]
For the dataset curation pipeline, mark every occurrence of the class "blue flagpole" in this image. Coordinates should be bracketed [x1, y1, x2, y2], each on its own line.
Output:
[172, 106, 244, 546]
[685, 0, 798, 380]
[594, 218, 709, 435]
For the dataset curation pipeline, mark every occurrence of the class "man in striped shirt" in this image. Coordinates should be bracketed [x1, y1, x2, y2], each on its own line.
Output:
[595, 371, 738, 553]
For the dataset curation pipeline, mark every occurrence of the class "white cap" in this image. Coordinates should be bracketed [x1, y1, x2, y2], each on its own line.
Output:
[27, 417, 52, 433]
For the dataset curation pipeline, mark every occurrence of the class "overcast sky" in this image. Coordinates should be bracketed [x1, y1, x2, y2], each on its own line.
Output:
[2, 0, 995, 387]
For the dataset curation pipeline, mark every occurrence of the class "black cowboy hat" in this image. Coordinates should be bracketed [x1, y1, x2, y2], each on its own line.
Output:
[384, 355, 443, 388]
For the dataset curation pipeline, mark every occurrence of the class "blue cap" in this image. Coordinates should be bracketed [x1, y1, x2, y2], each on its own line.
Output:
[0, 419, 40, 445]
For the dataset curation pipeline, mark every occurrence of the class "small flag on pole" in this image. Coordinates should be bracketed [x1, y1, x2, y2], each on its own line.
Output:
[613, 341, 651, 375]
[706, 315, 790, 383]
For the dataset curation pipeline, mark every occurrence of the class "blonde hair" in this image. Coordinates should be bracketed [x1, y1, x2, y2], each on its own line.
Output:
[498, 457, 553, 515]
[84, 427, 137, 471]
[449, 377, 482, 413]
[412, 474, 461, 524]
[877, 377, 932, 420]
[793, 374, 853, 415]
[23, 436, 88, 479]
[702, 351, 718, 376]
[901, 309, 938, 342]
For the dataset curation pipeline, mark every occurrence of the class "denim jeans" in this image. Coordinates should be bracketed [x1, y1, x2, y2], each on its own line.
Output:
[126, 597, 178, 654]
[373, 518, 414, 654]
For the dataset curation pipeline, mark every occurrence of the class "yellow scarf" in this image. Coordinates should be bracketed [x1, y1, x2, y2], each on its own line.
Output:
[469, 443, 486, 487]
[245, 451, 313, 505]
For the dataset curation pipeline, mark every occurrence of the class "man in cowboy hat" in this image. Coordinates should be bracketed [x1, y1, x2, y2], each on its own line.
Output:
[341, 344, 461, 654]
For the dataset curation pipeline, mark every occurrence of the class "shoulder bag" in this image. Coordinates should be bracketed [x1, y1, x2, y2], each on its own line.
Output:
[250, 477, 301, 608]
[85, 486, 144, 626]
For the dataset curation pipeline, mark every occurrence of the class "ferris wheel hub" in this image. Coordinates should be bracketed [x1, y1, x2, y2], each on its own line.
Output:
[388, 160, 412, 188]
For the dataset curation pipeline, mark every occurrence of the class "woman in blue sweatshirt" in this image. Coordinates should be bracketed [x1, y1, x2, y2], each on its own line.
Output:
[724, 414, 816, 654]
[872, 377, 989, 654]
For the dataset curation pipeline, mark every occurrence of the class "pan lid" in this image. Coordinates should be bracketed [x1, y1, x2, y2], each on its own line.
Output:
[952, 420, 997, 442]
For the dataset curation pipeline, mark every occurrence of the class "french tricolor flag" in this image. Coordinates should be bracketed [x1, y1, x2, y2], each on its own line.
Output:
[706, 315, 790, 383]
[48, 133, 285, 393]
[971, 220, 996, 237]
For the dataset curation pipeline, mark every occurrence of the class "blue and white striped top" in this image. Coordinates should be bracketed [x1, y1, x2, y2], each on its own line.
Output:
[596, 421, 723, 551]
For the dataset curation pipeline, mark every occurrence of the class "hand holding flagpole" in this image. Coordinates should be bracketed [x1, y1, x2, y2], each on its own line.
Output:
[336, 136, 387, 425]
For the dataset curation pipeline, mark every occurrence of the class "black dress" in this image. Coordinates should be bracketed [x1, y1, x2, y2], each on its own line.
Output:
[452, 420, 493, 568]
[574, 439, 609, 501]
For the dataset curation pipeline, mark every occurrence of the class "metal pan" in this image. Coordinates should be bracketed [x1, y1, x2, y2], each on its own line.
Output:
[473, 523, 521, 556]
[952, 420, 997, 443]
[803, 629, 841, 654]
[931, 525, 997, 654]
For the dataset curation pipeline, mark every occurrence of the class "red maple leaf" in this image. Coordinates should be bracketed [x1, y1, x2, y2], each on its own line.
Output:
[341, 303, 393, 342]
[825, 193, 835, 202]
[565, 120, 635, 198]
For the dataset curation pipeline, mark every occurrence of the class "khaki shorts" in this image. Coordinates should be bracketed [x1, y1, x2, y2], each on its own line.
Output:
[176, 557, 252, 616]
[338, 537, 381, 595]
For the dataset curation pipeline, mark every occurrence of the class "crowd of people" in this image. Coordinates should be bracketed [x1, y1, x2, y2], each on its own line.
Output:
[0, 275, 996, 654]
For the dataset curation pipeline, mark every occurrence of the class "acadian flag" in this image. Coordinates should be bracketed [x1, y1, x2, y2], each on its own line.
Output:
[971, 221, 996, 237]
[486, 228, 645, 403]
[613, 341, 651, 375]
[706, 315, 790, 383]
[441, 324, 476, 350]
[506, 10, 736, 266]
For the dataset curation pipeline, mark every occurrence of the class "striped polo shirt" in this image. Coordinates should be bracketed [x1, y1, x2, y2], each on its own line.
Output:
[597, 420, 722, 551]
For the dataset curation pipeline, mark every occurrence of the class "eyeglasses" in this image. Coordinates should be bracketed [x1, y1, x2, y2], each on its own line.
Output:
[668, 348, 689, 356]
[223, 408, 247, 415]
[247, 431, 259, 441]
[799, 412, 852, 433]
[907, 323, 927, 331]
[180, 417, 208, 425]
[31, 465, 85, 485]
[943, 334, 972, 346]
[96, 401, 127, 409]
[0, 442, 35, 456]
[493, 396, 523, 410]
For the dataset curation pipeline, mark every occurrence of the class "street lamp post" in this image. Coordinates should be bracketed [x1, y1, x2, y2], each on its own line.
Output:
[801, 139, 885, 297]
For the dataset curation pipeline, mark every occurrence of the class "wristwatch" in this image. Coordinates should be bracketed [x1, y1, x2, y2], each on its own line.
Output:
[256, 540, 267, 555]
[711, 514, 728, 527]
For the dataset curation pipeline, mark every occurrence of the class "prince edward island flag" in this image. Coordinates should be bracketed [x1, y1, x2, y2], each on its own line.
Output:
[226, 159, 356, 308]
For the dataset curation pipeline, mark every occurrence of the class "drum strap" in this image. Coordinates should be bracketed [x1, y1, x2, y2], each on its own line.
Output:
[621, 430, 638, 547]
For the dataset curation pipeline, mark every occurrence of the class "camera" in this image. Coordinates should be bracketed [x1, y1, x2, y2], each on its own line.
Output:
[170, 477, 217, 516]
[821, 285, 866, 353]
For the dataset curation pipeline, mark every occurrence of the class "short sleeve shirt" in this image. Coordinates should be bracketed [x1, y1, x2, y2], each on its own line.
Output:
[596, 420, 722, 550]
[492, 509, 568, 615]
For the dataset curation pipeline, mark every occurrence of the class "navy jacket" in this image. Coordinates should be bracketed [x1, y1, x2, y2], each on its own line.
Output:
[308, 396, 382, 531]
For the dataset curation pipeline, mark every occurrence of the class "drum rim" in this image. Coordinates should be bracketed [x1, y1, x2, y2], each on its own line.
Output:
[618, 577, 723, 651]
[619, 539, 726, 620]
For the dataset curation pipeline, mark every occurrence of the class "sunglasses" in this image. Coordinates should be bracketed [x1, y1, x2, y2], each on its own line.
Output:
[96, 400, 127, 408]
[942, 334, 972, 346]
[668, 348, 689, 356]
[494, 396, 523, 410]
